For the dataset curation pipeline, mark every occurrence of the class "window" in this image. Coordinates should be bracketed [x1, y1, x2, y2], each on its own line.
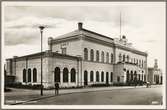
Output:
[33, 68, 37, 82]
[101, 71, 104, 82]
[144, 74, 146, 81]
[110, 72, 113, 82]
[84, 48, 88, 60]
[71, 68, 76, 82]
[127, 55, 129, 62]
[139, 60, 141, 67]
[126, 71, 129, 83]
[23, 69, 26, 82]
[106, 52, 109, 63]
[134, 71, 137, 81]
[61, 48, 67, 54]
[123, 54, 126, 62]
[119, 53, 122, 62]
[96, 50, 99, 62]
[117, 76, 120, 82]
[28, 68, 31, 82]
[63, 68, 68, 82]
[138, 74, 140, 81]
[111, 53, 113, 63]
[96, 71, 99, 82]
[130, 71, 133, 81]
[55, 67, 60, 82]
[90, 71, 94, 82]
[101, 51, 104, 63]
[90, 49, 94, 61]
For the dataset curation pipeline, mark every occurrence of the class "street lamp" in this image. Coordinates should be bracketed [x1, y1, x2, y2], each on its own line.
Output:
[39, 26, 45, 96]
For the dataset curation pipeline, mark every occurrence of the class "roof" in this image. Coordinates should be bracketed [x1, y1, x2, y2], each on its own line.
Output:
[6, 51, 80, 61]
[52, 28, 114, 43]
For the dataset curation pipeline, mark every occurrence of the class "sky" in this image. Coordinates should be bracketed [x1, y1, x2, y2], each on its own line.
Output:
[2, 2, 166, 73]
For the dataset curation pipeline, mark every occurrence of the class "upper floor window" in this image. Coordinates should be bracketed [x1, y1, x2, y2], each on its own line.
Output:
[123, 54, 126, 62]
[127, 55, 129, 62]
[61, 48, 67, 55]
[139, 60, 141, 67]
[84, 48, 88, 60]
[119, 53, 122, 62]
[96, 50, 99, 62]
[90, 49, 94, 61]
[101, 51, 104, 63]
[106, 52, 109, 63]
[111, 53, 113, 64]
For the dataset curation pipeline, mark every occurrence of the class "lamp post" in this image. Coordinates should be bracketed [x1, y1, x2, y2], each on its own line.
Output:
[39, 26, 45, 96]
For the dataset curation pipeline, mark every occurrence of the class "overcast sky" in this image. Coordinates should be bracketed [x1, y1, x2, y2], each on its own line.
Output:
[2, 2, 165, 73]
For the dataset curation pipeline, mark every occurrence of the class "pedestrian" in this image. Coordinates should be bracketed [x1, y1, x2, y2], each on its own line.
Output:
[55, 82, 59, 95]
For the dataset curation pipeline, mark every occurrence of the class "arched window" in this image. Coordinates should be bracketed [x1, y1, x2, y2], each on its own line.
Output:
[71, 68, 76, 82]
[110, 72, 113, 82]
[126, 70, 129, 83]
[144, 74, 146, 81]
[142, 60, 143, 68]
[84, 71, 88, 85]
[136, 59, 138, 65]
[127, 55, 129, 62]
[106, 52, 109, 63]
[23, 69, 26, 82]
[139, 60, 141, 67]
[33, 68, 37, 82]
[142, 74, 143, 81]
[28, 68, 31, 82]
[96, 71, 99, 82]
[101, 51, 104, 63]
[96, 50, 99, 62]
[90, 49, 94, 61]
[134, 71, 137, 81]
[111, 53, 113, 64]
[63, 68, 68, 82]
[123, 54, 126, 62]
[101, 71, 104, 82]
[119, 53, 122, 62]
[55, 67, 60, 82]
[84, 48, 88, 60]
[138, 74, 140, 81]
[90, 71, 94, 82]
[130, 71, 133, 81]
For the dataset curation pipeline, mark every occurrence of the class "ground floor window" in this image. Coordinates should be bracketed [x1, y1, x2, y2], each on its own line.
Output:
[71, 68, 76, 82]
[28, 68, 31, 82]
[110, 72, 113, 82]
[55, 67, 60, 82]
[96, 71, 99, 82]
[101, 71, 104, 82]
[33, 68, 37, 82]
[90, 71, 94, 82]
[23, 69, 26, 82]
[63, 68, 68, 82]
[117, 76, 120, 82]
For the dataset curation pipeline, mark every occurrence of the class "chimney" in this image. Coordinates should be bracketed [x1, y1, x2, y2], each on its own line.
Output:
[154, 59, 158, 69]
[78, 22, 83, 30]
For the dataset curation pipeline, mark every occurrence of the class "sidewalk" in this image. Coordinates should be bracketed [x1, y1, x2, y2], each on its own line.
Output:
[5, 85, 156, 105]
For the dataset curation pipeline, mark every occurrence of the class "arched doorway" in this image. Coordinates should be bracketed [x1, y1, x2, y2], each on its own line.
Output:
[84, 71, 88, 86]
[54, 67, 60, 82]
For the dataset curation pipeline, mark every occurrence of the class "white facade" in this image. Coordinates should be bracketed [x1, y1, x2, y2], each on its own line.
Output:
[6, 22, 148, 88]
